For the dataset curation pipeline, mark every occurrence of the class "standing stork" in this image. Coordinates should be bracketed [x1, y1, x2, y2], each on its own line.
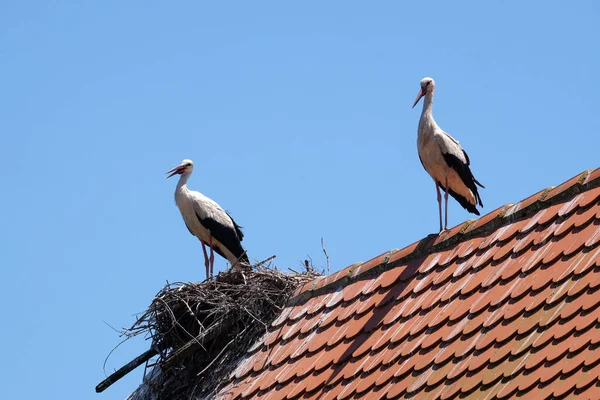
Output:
[166, 159, 249, 279]
[412, 77, 484, 232]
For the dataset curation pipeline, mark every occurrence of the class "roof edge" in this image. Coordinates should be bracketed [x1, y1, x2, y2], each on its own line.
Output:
[288, 168, 600, 307]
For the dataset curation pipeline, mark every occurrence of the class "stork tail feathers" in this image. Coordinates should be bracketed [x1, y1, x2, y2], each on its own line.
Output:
[440, 184, 481, 216]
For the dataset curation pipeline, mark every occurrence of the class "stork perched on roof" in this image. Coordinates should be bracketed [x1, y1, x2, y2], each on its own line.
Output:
[166, 159, 249, 279]
[412, 77, 484, 232]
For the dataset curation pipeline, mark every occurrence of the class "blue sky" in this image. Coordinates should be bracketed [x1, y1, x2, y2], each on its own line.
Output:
[2, 1, 599, 399]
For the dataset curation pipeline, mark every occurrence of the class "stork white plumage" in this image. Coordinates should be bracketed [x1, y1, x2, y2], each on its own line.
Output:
[412, 77, 484, 232]
[166, 159, 248, 279]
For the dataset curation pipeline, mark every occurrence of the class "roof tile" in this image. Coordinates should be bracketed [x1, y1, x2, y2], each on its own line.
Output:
[559, 192, 589, 217]
[315, 384, 344, 400]
[219, 171, 600, 400]
[537, 202, 565, 226]
[575, 361, 600, 391]
[576, 380, 600, 399]
[573, 246, 600, 276]
[385, 376, 410, 399]
[438, 376, 463, 400]
[515, 368, 542, 393]
[341, 280, 366, 303]
[585, 221, 600, 248]
[377, 266, 404, 290]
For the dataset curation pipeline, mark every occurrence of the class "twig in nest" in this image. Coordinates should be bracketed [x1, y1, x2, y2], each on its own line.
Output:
[98, 263, 322, 398]
[102, 336, 131, 377]
[321, 237, 330, 276]
[196, 326, 247, 377]
[303, 255, 314, 271]
[253, 255, 277, 269]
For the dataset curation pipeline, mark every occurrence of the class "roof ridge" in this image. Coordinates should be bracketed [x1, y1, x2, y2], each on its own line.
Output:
[288, 168, 600, 307]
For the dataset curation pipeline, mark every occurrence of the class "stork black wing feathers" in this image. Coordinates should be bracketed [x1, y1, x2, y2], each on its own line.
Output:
[441, 151, 484, 211]
[195, 211, 249, 263]
[227, 211, 245, 242]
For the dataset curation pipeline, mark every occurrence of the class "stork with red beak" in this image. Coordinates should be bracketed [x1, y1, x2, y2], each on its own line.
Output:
[412, 77, 484, 232]
[166, 159, 248, 279]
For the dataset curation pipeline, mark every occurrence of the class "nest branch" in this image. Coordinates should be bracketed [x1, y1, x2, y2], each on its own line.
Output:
[97, 259, 320, 399]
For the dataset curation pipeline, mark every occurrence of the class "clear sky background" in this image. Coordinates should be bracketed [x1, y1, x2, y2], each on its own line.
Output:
[2, 1, 599, 399]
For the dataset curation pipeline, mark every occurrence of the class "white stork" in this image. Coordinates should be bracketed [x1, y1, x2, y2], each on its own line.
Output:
[412, 77, 484, 232]
[166, 159, 248, 279]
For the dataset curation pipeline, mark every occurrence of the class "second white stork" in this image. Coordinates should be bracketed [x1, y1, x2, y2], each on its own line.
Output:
[412, 77, 484, 232]
[166, 159, 249, 279]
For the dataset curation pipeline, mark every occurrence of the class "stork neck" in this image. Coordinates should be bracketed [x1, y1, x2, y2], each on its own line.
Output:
[421, 91, 434, 115]
[176, 173, 191, 190]
[419, 91, 436, 129]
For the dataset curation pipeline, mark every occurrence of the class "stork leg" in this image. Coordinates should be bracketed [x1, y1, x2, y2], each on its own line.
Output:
[435, 182, 443, 233]
[201, 241, 210, 280]
[208, 234, 215, 279]
[444, 177, 449, 231]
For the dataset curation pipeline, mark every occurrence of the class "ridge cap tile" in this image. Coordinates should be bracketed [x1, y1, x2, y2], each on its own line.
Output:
[544, 171, 590, 203]
[432, 221, 469, 247]
[584, 167, 600, 184]
[351, 250, 396, 277]
[386, 238, 433, 265]
[507, 188, 548, 217]
[468, 204, 509, 235]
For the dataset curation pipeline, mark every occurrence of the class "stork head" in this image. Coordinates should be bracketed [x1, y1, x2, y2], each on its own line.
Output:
[412, 77, 435, 108]
[166, 159, 194, 178]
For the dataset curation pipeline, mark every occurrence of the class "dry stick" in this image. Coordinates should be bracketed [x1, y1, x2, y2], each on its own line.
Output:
[253, 255, 277, 269]
[242, 307, 268, 330]
[174, 292, 206, 332]
[306, 255, 314, 270]
[321, 237, 330, 276]
[96, 348, 158, 393]
[196, 326, 248, 377]
[102, 336, 130, 377]
[230, 250, 249, 270]
[161, 315, 238, 369]
[155, 296, 205, 350]
[97, 268, 321, 395]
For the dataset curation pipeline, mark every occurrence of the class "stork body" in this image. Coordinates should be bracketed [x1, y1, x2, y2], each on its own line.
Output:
[412, 77, 484, 232]
[166, 160, 248, 279]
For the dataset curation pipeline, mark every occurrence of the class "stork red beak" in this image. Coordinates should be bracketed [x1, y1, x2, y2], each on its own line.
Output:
[412, 88, 427, 109]
[165, 165, 185, 179]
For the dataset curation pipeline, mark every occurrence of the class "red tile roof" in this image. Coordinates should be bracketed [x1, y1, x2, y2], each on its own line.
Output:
[216, 169, 600, 400]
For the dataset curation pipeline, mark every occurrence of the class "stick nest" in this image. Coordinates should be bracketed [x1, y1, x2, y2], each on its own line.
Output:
[125, 263, 321, 400]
